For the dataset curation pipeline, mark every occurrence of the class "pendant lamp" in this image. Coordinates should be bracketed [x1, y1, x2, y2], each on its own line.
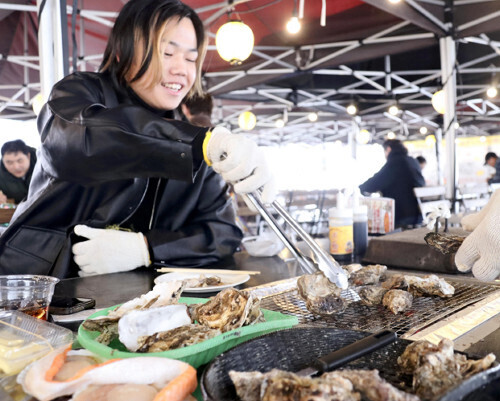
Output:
[216, 20, 254, 65]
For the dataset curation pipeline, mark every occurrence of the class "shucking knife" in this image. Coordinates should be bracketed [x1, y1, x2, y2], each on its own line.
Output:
[295, 330, 398, 377]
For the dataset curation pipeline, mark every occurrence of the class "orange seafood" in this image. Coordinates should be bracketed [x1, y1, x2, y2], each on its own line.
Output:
[17, 345, 197, 401]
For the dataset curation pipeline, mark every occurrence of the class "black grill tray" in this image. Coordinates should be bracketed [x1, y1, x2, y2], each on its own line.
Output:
[201, 327, 500, 401]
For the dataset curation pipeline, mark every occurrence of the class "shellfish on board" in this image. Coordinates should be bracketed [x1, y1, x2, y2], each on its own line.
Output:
[82, 280, 186, 345]
[17, 346, 197, 401]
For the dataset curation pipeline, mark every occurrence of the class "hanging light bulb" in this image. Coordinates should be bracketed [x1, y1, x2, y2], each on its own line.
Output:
[31, 93, 45, 116]
[454, 122, 460, 129]
[356, 129, 371, 145]
[216, 20, 254, 65]
[431, 90, 446, 114]
[480, 135, 486, 142]
[275, 118, 285, 128]
[486, 86, 498, 98]
[286, 16, 301, 34]
[388, 105, 399, 116]
[388, 0, 401, 3]
[308, 112, 318, 122]
[387, 131, 396, 139]
[346, 104, 357, 115]
[238, 111, 257, 130]
[425, 135, 436, 147]
[419, 126, 428, 135]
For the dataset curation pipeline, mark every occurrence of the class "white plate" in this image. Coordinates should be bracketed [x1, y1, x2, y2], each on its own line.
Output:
[154, 271, 250, 293]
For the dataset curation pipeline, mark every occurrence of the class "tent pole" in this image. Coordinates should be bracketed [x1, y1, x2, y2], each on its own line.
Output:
[37, 0, 68, 101]
[439, 35, 458, 208]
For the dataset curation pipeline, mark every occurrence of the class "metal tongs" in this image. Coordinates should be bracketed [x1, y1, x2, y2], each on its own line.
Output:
[245, 191, 349, 289]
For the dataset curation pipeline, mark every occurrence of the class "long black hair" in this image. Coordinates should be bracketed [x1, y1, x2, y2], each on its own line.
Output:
[100, 0, 206, 97]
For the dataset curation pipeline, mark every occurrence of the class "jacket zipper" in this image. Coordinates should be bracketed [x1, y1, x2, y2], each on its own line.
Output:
[149, 178, 162, 230]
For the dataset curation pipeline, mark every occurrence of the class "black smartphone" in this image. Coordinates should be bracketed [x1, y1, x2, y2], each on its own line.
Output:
[49, 297, 96, 315]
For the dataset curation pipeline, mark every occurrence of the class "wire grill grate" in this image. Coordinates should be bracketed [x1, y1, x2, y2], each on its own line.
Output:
[260, 279, 500, 337]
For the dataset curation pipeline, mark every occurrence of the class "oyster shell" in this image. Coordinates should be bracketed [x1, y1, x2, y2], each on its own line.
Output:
[358, 286, 388, 306]
[382, 289, 413, 314]
[381, 274, 408, 290]
[192, 288, 263, 332]
[137, 324, 222, 353]
[297, 272, 348, 316]
[324, 369, 419, 401]
[118, 304, 191, 352]
[405, 274, 455, 298]
[349, 265, 387, 286]
[424, 232, 465, 255]
[82, 281, 186, 345]
[229, 368, 358, 401]
[398, 339, 495, 400]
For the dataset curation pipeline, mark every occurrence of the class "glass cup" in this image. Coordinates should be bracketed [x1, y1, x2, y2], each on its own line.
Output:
[0, 275, 59, 320]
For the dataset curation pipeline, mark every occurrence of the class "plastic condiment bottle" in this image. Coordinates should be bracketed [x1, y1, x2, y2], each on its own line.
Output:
[352, 188, 368, 256]
[353, 204, 368, 256]
[328, 193, 353, 262]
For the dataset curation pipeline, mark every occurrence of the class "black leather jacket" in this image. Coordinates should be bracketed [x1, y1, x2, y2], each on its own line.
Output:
[0, 72, 242, 278]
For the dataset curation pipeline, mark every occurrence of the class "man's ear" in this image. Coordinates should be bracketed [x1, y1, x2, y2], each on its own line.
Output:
[27, 153, 30, 161]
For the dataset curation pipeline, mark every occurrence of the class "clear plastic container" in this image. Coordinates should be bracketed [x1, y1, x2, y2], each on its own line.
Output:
[0, 310, 73, 376]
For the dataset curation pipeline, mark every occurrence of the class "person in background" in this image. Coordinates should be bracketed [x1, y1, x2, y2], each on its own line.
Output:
[180, 92, 213, 127]
[0, 139, 37, 204]
[416, 155, 427, 171]
[0, 0, 275, 278]
[359, 139, 425, 228]
[483, 152, 498, 184]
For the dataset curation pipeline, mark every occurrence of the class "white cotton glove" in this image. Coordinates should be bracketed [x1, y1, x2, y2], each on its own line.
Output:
[72, 225, 151, 277]
[205, 126, 277, 204]
[461, 189, 500, 231]
[455, 191, 500, 281]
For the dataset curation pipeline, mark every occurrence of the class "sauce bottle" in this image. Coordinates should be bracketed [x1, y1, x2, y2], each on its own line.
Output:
[328, 193, 353, 262]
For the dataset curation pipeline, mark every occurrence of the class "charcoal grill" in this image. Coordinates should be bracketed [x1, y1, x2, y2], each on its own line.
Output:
[256, 274, 500, 338]
[201, 327, 500, 401]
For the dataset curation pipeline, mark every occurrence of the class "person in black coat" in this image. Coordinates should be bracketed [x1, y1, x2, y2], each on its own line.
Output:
[359, 139, 425, 228]
[0, 0, 275, 278]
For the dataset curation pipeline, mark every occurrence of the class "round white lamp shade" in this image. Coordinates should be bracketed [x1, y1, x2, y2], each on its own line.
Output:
[431, 90, 446, 114]
[216, 21, 254, 65]
[357, 129, 371, 144]
[238, 111, 257, 130]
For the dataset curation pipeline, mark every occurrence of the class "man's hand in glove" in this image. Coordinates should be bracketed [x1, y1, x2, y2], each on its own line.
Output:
[72, 225, 151, 277]
[204, 126, 276, 203]
[455, 189, 500, 281]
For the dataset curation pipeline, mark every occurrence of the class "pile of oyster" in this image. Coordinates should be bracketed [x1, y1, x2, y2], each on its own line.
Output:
[230, 338, 495, 401]
[82, 281, 264, 353]
[297, 264, 455, 316]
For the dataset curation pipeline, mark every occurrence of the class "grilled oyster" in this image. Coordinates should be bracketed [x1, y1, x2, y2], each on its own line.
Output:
[343, 263, 364, 277]
[381, 274, 408, 290]
[137, 324, 221, 353]
[229, 369, 359, 401]
[358, 286, 388, 306]
[349, 264, 387, 286]
[405, 274, 454, 298]
[191, 288, 263, 332]
[424, 232, 465, 255]
[324, 369, 419, 401]
[81, 318, 119, 346]
[382, 289, 413, 314]
[398, 339, 495, 400]
[297, 272, 348, 316]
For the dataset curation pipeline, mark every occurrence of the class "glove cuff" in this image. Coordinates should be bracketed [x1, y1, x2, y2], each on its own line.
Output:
[137, 232, 151, 267]
[202, 130, 213, 166]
